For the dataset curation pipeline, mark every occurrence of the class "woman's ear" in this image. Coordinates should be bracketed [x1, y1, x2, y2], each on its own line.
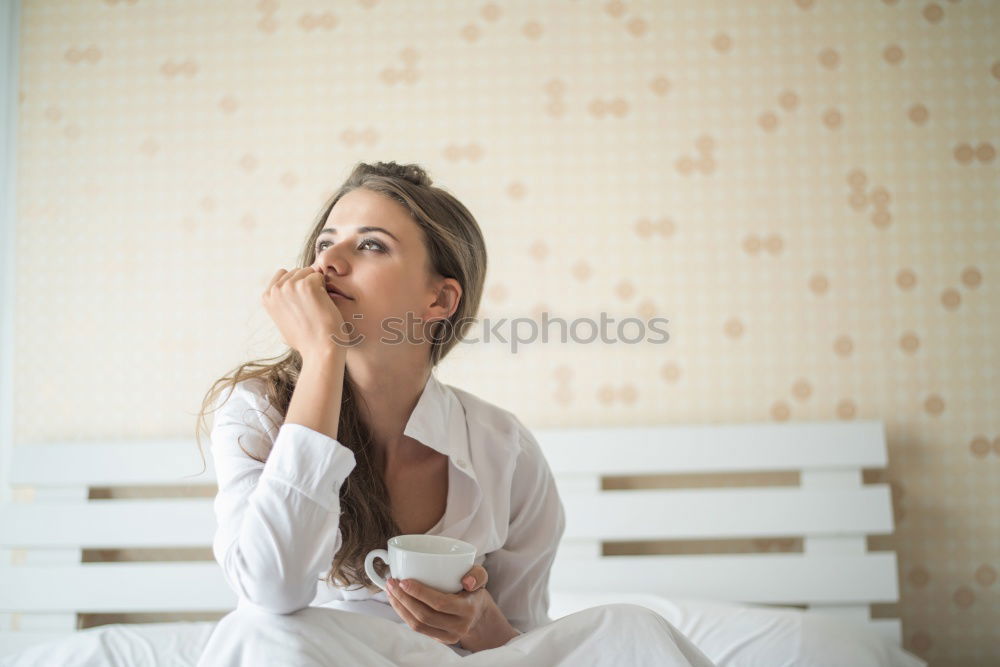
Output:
[427, 277, 462, 322]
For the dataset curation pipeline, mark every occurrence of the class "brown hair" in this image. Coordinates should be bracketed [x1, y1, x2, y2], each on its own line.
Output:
[193, 161, 487, 591]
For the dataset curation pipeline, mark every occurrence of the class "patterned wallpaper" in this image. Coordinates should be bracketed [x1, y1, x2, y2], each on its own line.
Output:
[10, 1, 998, 665]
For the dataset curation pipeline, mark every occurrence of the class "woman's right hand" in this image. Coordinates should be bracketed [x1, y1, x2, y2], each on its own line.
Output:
[261, 267, 350, 362]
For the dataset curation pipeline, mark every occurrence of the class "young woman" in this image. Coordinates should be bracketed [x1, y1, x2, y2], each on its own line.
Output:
[194, 161, 715, 665]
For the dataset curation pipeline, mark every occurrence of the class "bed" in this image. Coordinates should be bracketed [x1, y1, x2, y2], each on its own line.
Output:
[0, 419, 926, 666]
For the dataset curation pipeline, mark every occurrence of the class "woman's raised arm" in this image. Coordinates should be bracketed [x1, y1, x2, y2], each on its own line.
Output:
[209, 360, 354, 614]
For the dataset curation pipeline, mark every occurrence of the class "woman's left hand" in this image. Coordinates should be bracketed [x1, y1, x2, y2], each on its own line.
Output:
[386, 565, 513, 650]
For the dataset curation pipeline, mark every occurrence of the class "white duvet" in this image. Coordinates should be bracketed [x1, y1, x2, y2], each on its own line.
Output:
[0, 592, 927, 667]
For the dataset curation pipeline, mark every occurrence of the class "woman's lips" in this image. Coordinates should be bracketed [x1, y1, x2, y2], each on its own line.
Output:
[327, 290, 353, 301]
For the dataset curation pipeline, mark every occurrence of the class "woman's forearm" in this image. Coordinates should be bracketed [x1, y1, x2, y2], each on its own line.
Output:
[283, 347, 347, 440]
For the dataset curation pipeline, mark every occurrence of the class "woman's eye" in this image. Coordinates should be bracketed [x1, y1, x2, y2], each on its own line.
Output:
[358, 238, 386, 252]
[315, 238, 385, 253]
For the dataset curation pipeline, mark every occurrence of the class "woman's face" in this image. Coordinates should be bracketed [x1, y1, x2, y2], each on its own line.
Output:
[310, 187, 447, 348]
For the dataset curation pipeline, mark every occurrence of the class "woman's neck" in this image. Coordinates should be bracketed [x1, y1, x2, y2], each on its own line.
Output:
[347, 353, 433, 464]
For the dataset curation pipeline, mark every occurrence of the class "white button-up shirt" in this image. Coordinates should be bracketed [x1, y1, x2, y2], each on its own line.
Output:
[209, 370, 566, 638]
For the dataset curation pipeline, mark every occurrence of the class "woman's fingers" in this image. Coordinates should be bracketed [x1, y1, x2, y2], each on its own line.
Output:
[277, 266, 315, 290]
[299, 270, 326, 290]
[462, 565, 489, 592]
[262, 267, 317, 301]
[265, 268, 287, 291]
[259, 265, 348, 360]
[387, 594, 458, 645]
[386, 581, 462, 643]
[264, 267, 300, 295]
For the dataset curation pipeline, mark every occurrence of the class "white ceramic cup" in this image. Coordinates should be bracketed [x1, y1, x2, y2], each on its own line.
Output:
[364, 534, 477, 594]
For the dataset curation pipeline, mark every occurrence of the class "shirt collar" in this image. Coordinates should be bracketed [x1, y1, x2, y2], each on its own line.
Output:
[402, 371, 475, 482]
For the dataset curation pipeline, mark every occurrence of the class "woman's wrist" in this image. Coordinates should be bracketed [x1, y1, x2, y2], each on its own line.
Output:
[301, 342, 348, 368]
[459, 601, 520, 652]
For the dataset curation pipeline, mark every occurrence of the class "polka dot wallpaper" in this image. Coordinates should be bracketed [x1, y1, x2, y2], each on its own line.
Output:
[10, 1, 998, 664]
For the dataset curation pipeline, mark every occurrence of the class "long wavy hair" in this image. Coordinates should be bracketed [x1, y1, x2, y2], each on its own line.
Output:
[194, 161, 487, 591]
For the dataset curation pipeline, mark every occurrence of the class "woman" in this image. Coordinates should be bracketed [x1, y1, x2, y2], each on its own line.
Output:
[193, 161, 715, 666]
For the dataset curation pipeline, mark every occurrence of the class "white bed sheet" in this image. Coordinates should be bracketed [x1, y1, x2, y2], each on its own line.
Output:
[0, 592, 927, 667]
[551, 592, 927, 667]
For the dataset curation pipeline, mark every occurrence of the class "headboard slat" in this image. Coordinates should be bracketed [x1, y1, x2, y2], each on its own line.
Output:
[0, 553, 899, 611]
[9, 420, 886, 487]
[0, 563, 236, 612]
[0, 485, 892, 548]
[10, 441, 210, 487]
[560, 486, 893, 539]
[537, 420, 887, 474]
[550, 553, 900, 604]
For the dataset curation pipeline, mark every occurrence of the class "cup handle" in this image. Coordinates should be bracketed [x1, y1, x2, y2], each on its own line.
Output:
[364, 549, 390, 591]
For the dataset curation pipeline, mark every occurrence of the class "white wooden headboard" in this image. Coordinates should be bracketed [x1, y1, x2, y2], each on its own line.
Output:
[0, 419, 903, 658]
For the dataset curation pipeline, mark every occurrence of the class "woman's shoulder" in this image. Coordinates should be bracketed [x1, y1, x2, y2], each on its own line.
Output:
[210, 376, 283, 437]
[212, 375, 268, 411]
[445, 382, 539, 457]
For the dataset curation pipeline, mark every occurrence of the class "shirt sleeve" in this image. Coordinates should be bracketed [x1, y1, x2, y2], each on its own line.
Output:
[483, 423, 566, 634]
[209, 379, 357, 614]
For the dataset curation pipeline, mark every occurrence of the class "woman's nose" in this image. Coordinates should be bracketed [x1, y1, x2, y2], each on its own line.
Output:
[313, 243, 349, 273]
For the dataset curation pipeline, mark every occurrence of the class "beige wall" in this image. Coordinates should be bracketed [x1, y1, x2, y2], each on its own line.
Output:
[11, 1, 998, 664]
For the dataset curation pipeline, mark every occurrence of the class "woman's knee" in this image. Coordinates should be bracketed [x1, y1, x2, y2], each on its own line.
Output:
[562, 602, 667, 632]
[209, 604, 318, 643]
[604, 603, 670, 630]
[199, 606, 325, 667]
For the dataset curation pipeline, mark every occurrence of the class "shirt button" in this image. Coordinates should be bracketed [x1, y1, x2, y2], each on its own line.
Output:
[455, 458, 467, 468]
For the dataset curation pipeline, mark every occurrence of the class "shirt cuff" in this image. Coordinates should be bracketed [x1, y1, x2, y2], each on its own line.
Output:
[259, 422, 357, 511]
